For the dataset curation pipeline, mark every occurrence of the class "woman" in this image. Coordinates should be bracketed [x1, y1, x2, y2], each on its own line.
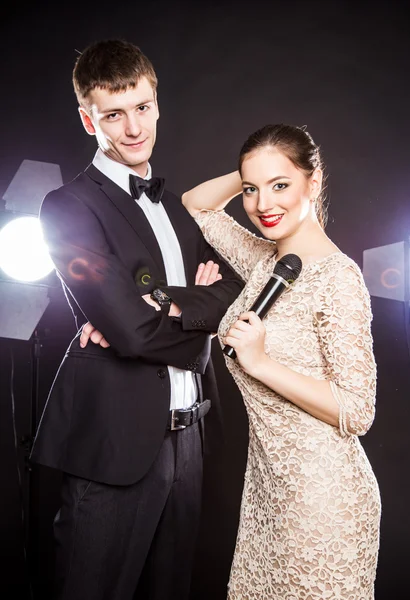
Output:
[182, 124, 380, 600]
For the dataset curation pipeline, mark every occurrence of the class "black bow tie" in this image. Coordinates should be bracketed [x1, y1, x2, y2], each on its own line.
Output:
[129, 174, 165, 204]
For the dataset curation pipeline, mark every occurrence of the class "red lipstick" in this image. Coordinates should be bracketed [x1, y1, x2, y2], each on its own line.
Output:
[259, 214, 283, 228]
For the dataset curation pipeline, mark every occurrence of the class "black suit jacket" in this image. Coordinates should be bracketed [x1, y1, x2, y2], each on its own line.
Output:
[30, 165, 243, 485]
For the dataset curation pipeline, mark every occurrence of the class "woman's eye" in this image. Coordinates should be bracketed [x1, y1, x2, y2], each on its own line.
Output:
[106, 112, 119, 120]
[243, 186, 257, 194]
[273, 183, 288, 191]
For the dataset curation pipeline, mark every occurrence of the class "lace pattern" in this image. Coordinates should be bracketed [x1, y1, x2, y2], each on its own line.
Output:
[196, 210, 381, 600]
[196, 209, 275, 281]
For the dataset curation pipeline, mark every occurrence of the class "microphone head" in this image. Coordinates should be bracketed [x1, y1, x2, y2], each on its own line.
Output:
[274, 254, 302, 283]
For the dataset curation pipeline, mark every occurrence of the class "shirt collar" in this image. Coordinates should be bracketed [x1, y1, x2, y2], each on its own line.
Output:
[92, 148, 152, 195]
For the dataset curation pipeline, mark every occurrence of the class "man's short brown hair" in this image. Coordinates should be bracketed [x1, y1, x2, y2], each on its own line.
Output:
[73, 39, 158, 108]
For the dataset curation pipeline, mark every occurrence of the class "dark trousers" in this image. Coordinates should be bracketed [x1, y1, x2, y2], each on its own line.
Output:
[53, 423, 203, 600]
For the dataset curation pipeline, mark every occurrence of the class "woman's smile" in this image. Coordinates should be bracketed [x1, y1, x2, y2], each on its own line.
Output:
[258, 214, 284, 228]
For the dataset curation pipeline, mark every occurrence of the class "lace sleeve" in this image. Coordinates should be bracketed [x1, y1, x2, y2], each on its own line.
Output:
[315, 261, 377, 437]
[195, 209, 275, 281]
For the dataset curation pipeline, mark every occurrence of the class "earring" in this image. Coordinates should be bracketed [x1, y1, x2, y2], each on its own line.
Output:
[311, 197, 317, 203]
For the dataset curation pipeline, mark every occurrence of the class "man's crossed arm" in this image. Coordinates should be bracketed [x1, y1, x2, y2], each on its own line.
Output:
[80, 260, 223, 348]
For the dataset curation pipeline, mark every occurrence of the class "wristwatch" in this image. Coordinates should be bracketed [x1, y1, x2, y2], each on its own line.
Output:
[150, 289, 172, 314]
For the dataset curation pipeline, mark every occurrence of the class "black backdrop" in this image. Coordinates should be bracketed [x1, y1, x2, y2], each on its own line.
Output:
[0, 1, 409, 598]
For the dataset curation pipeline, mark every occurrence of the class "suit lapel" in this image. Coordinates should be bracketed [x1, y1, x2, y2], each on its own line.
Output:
[161, 192, 197, 284]
[85, 164, 167, 282]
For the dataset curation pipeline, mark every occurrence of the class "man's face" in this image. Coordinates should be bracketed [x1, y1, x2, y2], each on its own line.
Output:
[79, 77, 159, 177]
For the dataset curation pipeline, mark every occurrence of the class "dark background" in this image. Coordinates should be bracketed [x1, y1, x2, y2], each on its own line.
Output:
[0, 1, 409, 598]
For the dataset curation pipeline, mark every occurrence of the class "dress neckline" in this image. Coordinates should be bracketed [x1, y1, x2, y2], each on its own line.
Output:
[273, 251, 343, 270]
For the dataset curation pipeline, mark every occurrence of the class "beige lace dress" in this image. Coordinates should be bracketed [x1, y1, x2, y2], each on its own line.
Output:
[196, 210, 381, 600]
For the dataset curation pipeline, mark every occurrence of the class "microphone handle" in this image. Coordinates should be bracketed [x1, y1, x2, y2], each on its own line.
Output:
[223, 345, 239, 359]
[223, 276, 287, 359]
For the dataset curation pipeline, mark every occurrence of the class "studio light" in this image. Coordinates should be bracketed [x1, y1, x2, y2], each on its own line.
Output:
[363, 238, 410, 360]
[0, 216, 54, 282]
[363, 240, 409, 302]
[0, 159, 63, 339]
[0, 158, 62, 288]
[0, 159, 63, 570]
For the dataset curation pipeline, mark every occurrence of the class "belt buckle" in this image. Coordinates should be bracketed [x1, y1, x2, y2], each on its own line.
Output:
[190, 402, 199, 425]
[170, 409, 187, 431]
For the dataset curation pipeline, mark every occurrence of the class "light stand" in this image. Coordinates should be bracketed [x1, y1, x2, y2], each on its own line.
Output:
[0, 158, 63, 596]
[0, 280, 51, 597]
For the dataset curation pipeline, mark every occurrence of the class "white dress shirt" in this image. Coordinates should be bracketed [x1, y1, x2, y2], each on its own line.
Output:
[93, 149, 197, 410]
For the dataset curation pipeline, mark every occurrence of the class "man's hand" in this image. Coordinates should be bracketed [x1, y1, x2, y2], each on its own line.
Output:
[141, 294, 161, 311]
[80, 261, 223, 348]
[196, 261, 222, 338]
[195, 260, 222, 285]
[141, 294, 181, 317]
[80, 322, 110, 348]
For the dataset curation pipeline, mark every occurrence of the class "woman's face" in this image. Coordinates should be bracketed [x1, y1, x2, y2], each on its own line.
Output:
[241, 147, 321, 241]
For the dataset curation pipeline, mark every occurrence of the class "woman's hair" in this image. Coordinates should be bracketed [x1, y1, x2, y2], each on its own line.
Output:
[73, 39, 158, 109]
[239, 124, 327, 228]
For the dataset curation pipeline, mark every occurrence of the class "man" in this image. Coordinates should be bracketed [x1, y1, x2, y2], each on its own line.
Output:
[30, 39, 242, 600]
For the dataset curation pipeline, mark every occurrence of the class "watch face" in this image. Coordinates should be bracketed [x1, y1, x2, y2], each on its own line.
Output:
[152, 289, 171, 305]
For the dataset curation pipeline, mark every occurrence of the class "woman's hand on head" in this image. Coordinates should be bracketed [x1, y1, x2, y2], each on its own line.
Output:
[182, 171, 242, 216]
[223, 311, 267, 376]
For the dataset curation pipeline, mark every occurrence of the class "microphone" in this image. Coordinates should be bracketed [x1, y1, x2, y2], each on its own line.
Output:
[223, 253, 302, 359]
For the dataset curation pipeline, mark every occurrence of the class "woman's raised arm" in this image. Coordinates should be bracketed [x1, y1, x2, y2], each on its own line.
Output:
[182, 171, 242, 217]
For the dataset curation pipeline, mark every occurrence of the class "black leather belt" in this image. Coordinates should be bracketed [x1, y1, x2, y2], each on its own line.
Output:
[167, 399, 211, 431]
